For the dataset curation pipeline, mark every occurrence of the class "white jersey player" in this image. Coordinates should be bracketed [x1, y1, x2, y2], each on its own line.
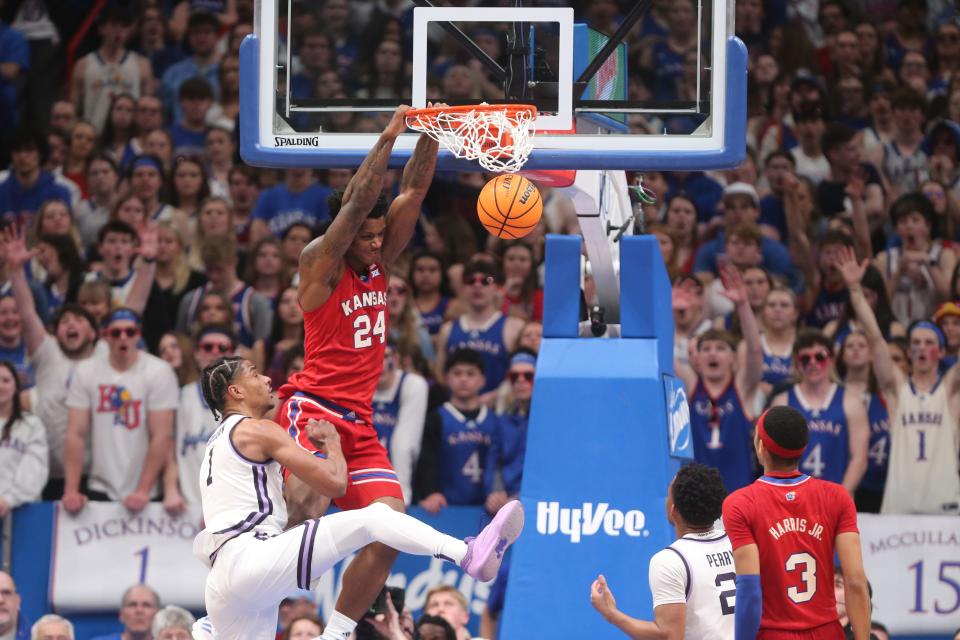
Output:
[590, 463, 735, 640]
[192, 356, 524, 640]
[841, 247, 960, 514]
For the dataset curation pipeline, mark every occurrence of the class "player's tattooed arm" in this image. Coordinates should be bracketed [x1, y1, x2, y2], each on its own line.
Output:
[381, 131, 439, 265]
[298, 107, 410, 311]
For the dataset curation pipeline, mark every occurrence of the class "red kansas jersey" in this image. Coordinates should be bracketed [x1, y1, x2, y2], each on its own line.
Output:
[722, 472, 859, 634]
[287, 261, 387, 423]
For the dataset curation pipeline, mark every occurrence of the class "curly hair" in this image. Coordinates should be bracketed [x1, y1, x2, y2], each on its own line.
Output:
[200, 356, 244, 420]
[327, 189, 389, 220]
[671, 462, 726, 527]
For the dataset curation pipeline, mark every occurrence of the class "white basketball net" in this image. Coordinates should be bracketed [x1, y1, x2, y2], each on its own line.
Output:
[405, 104, 536, 173]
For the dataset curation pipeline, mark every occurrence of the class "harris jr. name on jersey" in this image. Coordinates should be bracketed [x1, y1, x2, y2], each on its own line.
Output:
[768, 515, 826, 542]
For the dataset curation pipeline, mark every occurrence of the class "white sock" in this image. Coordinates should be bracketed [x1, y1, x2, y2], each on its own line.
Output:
[325, 502, 468, 565]
[319, 610, 356, 639]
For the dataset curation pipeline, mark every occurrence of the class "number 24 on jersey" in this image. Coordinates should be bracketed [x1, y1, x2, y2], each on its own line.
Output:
[354, 311, 386, 349]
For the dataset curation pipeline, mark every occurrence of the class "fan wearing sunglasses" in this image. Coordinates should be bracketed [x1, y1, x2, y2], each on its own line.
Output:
[436, 256, 525, 398]
[674, 265, 765, 494]
[62, 308, 180, 515]
[169, 325, 238, 510]
[770, 330, 868, 494]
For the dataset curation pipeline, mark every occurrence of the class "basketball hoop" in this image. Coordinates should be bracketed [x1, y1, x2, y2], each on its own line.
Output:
[405, 104, 537, 173]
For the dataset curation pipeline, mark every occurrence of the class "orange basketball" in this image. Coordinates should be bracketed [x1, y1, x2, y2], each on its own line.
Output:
[476, 174, 543, 239]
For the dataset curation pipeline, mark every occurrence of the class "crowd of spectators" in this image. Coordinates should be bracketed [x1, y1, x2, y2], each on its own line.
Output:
[0, 0, 959, 638]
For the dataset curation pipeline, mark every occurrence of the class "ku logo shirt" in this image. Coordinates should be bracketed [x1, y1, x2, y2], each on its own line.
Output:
[67, 349, 179, 500]
[96, 384, 143, 430]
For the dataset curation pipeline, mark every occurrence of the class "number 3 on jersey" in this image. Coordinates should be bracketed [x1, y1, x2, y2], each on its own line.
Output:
[353, 311, 386, 349]
[786, 552, 817, 603]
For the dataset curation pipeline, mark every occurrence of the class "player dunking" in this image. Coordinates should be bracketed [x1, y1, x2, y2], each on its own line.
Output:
[192, 357, 523, 640]
[275, 106, 440, 639]
[722, 406, 871, 640]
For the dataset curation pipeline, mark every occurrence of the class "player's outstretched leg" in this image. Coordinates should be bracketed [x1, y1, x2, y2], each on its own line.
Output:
[323, 500, 524, 582]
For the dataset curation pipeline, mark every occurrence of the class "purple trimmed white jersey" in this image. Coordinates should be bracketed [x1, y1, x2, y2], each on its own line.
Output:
[648, 529, 736, 640]
[194, 414, 288, 567]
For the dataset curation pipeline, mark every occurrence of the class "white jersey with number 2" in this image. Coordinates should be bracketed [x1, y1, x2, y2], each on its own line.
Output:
[648, 529, 735, 640]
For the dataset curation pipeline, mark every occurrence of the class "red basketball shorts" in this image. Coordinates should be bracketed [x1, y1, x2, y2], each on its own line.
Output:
[277, 389, 404, 510]
[759, 621, 845, 640]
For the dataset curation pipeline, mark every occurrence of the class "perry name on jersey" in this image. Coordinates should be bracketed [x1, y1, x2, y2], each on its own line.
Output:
[704, 549, 734, 569]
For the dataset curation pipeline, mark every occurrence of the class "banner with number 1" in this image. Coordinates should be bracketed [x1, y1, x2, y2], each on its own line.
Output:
[51, 502, 207, 612]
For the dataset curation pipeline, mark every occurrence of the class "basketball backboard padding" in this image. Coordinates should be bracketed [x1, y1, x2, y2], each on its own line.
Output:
[542, 234, 583, 339]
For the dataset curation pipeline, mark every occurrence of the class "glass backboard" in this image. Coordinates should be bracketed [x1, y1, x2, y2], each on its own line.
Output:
[241, 0, 746, 171]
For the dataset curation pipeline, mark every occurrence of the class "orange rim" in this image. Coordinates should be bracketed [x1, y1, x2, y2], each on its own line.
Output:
[405, 103, 537, 126]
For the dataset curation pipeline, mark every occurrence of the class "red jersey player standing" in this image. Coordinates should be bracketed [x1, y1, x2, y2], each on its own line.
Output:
[278, 106, 439, 640]
[722, 406, 872, 640]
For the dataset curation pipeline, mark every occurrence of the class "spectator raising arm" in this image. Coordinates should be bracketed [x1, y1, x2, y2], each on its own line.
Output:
[845, 174, 874, 263]
[125, 224, 159, 315]
[837, 246, 904, 400]
[783, 174, 819, 310]
[723, 264, 763, 402]
[1, 226, 44, 356]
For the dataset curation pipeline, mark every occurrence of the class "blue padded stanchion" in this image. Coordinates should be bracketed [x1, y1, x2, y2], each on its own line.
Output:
[499, 234, 691, 637]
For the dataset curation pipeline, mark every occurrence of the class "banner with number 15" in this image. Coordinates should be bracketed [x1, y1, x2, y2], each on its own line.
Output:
[860, 513, 960, 634]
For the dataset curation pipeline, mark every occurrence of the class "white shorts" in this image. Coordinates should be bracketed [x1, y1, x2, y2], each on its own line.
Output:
[203, 518, 339, 640]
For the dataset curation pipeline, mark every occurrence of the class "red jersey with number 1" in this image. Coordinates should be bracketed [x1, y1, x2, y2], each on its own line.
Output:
[287, 261, 387, 423]
[722, 472, 859, 637]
